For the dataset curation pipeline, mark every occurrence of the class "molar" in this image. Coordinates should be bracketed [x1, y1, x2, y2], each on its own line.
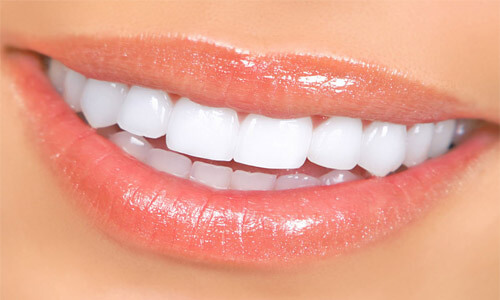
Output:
[48, 59, 67, 93]
[428, 120, 456, 158]
[453, 119, 477, 145]
[404, 123, 434, 167]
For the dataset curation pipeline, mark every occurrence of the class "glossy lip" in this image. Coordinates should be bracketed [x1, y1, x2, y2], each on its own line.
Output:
[4, 34, 499, 124]
[6, 44, 499, 267]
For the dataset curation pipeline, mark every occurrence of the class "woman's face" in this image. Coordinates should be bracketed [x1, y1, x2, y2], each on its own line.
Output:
[2, 2, 499, 299]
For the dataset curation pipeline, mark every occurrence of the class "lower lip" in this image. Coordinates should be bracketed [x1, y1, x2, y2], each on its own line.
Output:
[8, 52, 498, 267]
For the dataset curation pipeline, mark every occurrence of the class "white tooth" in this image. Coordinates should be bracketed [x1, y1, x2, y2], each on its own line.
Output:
[359, 122, 406, 177]
[453, 119, 476, 145]
[166, 98, 239, 161]
[230, 170, 276, 191]
[403, 123, 434, 167]
[109, 131, 152, 162]
[80, 79, 128, 128]
[428, 120, 456, 158]
[234, 115, 312, 169]
[274, 173, 320, 190]
[320, 170, 363, 186]
[145, 149, 192, 178]
[308, 116, 362, 170]
[117, 86, 173, 138]
[189, 161, 232, 190]
[48, 59, 67, 93]
[62, 69, 86, 112]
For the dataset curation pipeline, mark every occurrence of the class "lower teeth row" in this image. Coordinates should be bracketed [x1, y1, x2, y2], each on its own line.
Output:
[48, 58, 476, 191]
[104, 130, 364, 191]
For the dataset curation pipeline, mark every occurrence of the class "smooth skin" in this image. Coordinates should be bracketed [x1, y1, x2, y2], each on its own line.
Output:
[1, 2, 499, 299]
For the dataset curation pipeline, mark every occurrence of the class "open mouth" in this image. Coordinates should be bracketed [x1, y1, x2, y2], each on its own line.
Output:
[5, 36, 499, 267]
[49, 57, 477, 188]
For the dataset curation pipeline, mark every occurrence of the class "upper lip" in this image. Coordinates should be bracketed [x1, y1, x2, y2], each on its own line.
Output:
[4, 33, 498, 125]
[4, 34, 499, 267]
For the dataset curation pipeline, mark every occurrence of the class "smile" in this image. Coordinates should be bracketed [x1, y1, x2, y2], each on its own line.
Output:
[5, 35, 498, 266]
[50, 57, 475, 188]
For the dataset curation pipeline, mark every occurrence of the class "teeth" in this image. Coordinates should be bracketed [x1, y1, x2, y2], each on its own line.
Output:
[166, 98, 239, 161]
[109, 131, 152, 162]
[453, 119, 476, 145]
[117, 86, 173, 138]
[81, 79, 128, 128]
[428, 120, 456, 158]
[48, 59, 67, 93]
[308, 116, 362, 170]
[62, 69, 86, 112]
[320, 170, 363, 185]
[234, 115, 313, 169]
[145, 149, 192, 178]
[190, 161, 233, 190]
[403, 123, 434, 167]
[230, 170, 277, 191]
[50, 59, 471, 189]
[274, 174, 321, 190]
[359, 122, 407, 177]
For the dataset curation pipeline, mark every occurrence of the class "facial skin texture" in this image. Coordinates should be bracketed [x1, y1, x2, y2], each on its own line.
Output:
[1, 2, 499, 300]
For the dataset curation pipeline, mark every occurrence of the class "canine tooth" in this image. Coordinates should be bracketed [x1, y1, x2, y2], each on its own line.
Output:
[48, 59, 67, 93]
[62, 69, 86, 112]
[320, 170, 362, 186]
[234, 115, 312, 169]
[189, 161, 232, 190]
[308, 117, 362, 170]
[359, 122, 406, 177]
[109, 131, 152, 162]
[230, 170, 276, 191]
[166, 98, 239, 161]
[81, 79, 128, 128]
[117, 86, 173, 138]
[403, 123, 434, 167]
[274, 173, 321, 190]
[145, 149, 192, 178]
[428, 120, 456, 158]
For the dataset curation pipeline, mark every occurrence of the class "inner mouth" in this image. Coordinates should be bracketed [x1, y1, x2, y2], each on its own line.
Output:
[48, 58, 478, 191]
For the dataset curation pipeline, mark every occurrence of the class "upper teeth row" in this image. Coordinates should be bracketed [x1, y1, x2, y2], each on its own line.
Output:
[49, 59, 469, 177]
